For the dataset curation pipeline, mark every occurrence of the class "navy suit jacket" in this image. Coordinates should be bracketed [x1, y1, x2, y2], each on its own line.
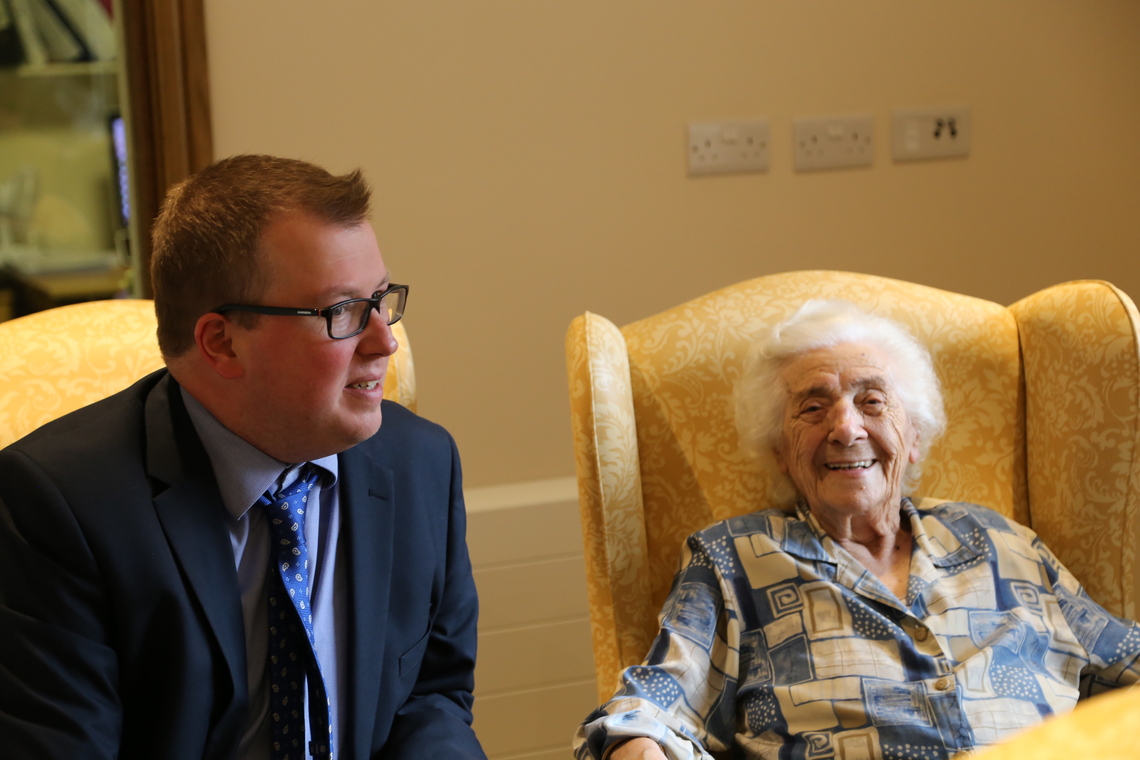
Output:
[0, 371, 486, 760]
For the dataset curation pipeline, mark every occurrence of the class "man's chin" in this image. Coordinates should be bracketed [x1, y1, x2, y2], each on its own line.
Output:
[296, 412, 386, 461]
[349, 409, 386, 445]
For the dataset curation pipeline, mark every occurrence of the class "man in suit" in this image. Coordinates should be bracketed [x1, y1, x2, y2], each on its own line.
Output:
[0, 155, 487, 760]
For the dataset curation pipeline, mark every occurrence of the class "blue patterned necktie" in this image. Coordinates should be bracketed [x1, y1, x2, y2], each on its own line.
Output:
[258, 467, 333, 760]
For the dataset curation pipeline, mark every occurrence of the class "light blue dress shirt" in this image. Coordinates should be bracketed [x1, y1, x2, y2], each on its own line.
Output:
[182, 389, 347, 760]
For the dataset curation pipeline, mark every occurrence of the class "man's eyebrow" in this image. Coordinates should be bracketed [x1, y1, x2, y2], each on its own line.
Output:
[315, 277, 391, 304]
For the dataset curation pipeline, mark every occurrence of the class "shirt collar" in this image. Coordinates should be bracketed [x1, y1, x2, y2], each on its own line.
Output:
[781, 502, 832, 562]
[906, 496, 985, 567]
[180, 387, 338, 521]
[784, 496, 981, 568]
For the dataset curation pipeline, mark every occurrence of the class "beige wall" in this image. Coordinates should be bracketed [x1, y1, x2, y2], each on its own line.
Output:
[204, 1, 1140, 488]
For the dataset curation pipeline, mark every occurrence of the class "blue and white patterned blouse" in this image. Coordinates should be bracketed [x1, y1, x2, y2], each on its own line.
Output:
[574, 498, 1140, 760]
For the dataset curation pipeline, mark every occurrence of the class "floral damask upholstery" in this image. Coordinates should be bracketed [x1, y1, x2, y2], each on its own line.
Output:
[565, 271, 1140, 701]
[0, 299, 416, 449]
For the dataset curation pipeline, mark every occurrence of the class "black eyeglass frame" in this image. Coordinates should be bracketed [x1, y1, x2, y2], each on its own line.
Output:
[215, 284, 409, 340]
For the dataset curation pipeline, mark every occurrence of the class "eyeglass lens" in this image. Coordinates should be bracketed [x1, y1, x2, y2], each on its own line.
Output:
[329, 289, 405, 338]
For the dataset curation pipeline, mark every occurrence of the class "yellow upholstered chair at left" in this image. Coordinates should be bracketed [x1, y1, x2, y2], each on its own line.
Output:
[0, 299, 417, 449]
[0, 299, 165, 448]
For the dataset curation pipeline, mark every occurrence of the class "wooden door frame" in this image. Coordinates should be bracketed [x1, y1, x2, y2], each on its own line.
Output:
[120, 0, 213, 297]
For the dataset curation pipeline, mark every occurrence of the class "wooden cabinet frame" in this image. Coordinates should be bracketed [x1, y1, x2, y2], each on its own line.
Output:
[120, 0, 213, 297]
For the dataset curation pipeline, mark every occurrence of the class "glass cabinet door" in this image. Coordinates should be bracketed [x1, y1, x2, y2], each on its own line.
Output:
[0, 0, 131, 320]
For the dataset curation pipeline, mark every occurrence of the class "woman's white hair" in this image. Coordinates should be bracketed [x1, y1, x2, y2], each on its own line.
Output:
[734, 299, 947, 506]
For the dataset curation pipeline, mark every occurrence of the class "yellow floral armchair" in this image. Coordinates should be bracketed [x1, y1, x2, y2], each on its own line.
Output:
[565, 271, 1140, 701]
[0, 299, 417, 449]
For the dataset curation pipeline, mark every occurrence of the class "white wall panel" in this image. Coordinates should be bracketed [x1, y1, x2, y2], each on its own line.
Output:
[473, 680, 597, 758]
[466, 480, 596, 759]
[477, 619, 594, 694]
[475, 556, 589, 631]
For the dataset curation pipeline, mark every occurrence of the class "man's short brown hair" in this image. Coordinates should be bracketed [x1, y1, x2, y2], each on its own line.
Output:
[151, 154, 372, 357]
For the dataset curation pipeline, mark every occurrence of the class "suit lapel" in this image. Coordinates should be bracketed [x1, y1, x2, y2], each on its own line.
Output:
[339, 444, 395, 760]
[145, 376, 248, 720]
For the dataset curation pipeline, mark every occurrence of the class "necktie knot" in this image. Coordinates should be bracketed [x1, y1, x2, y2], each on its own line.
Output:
[259, 467, 321, 555]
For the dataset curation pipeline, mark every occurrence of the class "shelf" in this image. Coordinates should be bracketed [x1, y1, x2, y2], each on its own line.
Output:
[4, 262, 129, 311]
[14, 60, 119, 78]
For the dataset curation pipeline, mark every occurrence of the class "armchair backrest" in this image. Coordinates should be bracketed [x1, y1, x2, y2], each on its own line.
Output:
[0, 299, 417, 448]
[566, 271, 1140, 700]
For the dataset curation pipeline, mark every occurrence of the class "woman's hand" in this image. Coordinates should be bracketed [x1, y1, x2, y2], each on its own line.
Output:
[611, 737, 668, 759]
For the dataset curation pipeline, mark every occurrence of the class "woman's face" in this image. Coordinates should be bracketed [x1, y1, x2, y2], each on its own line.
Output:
[773, 342, 920, 523]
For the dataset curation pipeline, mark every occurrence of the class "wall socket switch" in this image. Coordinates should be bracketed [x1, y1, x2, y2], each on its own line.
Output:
[792, 114, 874, 172]
[687, 119, 770, 176]
[892, 106, 971, 161]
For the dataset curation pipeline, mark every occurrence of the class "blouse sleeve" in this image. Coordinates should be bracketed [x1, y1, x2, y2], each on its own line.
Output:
[1029, 530, 1140, 695]
[572, 533, 743, 760]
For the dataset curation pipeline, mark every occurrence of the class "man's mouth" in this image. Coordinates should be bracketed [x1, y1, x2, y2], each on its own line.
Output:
[826, 460, 875, 470]
[347, 380, 381, 391]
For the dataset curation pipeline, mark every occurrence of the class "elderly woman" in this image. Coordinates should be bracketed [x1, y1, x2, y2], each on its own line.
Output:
[573, 300, 1140, 760]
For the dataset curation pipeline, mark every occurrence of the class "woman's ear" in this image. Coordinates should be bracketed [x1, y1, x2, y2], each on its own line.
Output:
[773, 444, 789, 476]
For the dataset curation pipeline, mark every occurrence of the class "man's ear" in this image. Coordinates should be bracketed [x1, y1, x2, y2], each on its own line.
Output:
[194, 313, 244, 379]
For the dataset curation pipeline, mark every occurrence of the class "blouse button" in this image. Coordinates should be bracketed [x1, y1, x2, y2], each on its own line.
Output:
[934, 677, 952, 691]
[915, 626, 929, 642]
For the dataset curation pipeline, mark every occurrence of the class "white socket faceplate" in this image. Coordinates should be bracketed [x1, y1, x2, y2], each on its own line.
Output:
[687, 119, 771, 176]
[793, 114, 875, 172]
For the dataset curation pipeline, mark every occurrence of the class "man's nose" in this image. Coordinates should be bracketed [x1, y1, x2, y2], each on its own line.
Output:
[827, 401, 866, 446]
[359, 308, 399, 356]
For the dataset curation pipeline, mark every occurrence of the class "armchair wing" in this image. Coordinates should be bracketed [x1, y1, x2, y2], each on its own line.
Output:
[567, 311, 654, 700]
[1010, 280, 1140, 620]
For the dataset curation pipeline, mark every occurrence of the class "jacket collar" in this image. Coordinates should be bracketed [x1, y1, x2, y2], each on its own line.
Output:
[144, 371, 249, 758]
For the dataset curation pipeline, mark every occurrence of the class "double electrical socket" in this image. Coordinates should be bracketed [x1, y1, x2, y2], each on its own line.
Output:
[792, 114, 874, 172]
[687, 119, 770, 176]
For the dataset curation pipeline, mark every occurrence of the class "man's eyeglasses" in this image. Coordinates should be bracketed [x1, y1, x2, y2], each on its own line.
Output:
[215, 284, 409, 340]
